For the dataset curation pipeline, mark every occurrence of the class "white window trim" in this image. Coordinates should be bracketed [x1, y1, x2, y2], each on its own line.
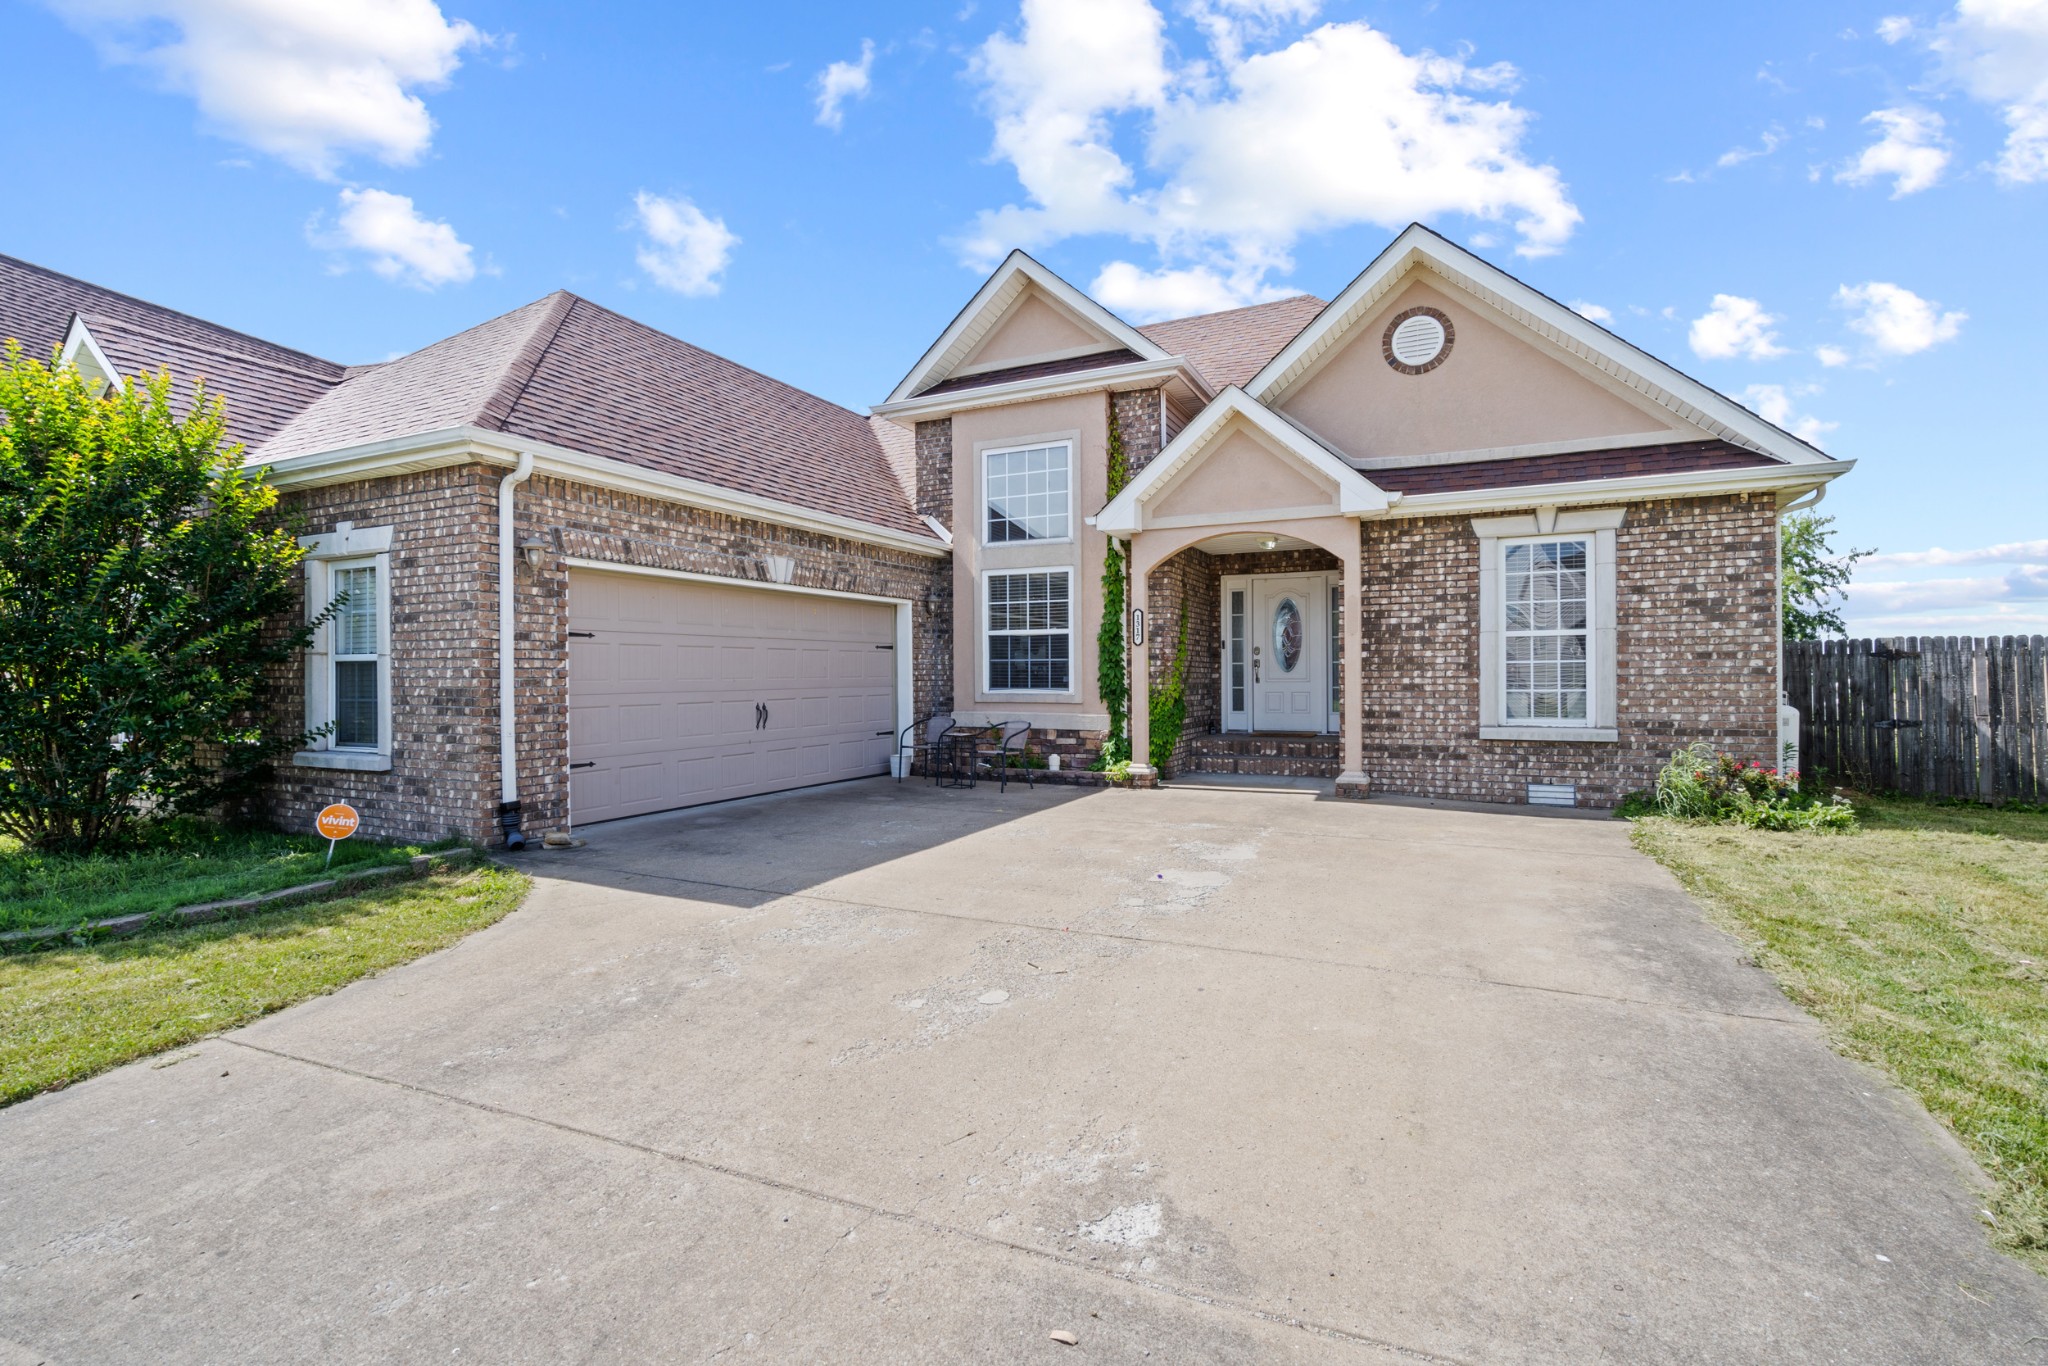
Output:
[982, 566, 1076, 698]
[979, 438, 1076, 548]
[1474, 507, 1621, 743]
[295, 525, 395, 772]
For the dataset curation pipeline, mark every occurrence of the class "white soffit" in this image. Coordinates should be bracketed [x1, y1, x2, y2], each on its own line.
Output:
[1246, 225, 1836, 467]
[1097, 387, 1391, 534]
[886, 250, 1173, 404]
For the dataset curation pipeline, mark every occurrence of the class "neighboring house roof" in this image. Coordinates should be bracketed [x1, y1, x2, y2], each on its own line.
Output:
[264, 291, 927, 537]
[1137, 295, 1326, 390]
[0, 253, 346, 449]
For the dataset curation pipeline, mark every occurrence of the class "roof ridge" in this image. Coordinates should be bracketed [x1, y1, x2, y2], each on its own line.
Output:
[0, 253, 342, 371]
[1139, 294, 1326, 331]
[475, 290, 577, 433]
[561, 290, 870, 421]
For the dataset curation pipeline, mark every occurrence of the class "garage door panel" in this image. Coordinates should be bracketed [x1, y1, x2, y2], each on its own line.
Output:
[568, 569, 897, 823]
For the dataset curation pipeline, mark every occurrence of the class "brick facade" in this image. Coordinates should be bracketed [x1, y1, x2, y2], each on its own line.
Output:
[1353, 493, 1778, 806]
[264, 464, 950, 846]
[1112, 387, 1166, 476]
[913, 418, 953, 528]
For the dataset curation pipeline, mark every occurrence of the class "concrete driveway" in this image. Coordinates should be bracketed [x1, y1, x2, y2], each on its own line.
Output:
[3, 779, 2045, 1364]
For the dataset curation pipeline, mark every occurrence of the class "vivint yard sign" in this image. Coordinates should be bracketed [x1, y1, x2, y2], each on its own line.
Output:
[316, 802, 359, 867]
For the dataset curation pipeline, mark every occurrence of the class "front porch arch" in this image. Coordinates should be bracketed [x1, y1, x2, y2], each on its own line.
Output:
[1127, 516, 1365, 792]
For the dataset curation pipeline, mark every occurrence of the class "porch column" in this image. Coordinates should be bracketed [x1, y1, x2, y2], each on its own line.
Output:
[1335, 527, 1369, 798]
[1126, 543, 1155, 784]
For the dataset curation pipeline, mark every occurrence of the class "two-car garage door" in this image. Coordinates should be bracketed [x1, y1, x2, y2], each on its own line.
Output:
[567, 569, 898, 825]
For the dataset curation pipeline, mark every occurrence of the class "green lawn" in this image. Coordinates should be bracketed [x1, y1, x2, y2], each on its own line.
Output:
[0, 864, 528, 1105]
[1631, 797, 2048, 1272]
[0, 821, 462, 934]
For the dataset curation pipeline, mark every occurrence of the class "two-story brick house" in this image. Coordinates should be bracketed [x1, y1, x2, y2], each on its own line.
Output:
[0, 223, 1848, 844]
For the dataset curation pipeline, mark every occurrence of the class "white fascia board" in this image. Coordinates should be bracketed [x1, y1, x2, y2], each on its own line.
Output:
[871, 356, 1207, 423]
[257, 426, 951, 559]
[884, 250, 1173, 404]
[1383, 457, 1854, 519]
[1247, 224, 1840, 469]
[58, 316, 124, 393]
[1096, 387, 1392, 535]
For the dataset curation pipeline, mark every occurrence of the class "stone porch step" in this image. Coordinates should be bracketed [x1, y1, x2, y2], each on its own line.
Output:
[1179, 732, 1341, 779]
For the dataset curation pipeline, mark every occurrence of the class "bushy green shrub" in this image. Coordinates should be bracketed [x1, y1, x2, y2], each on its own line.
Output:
[1650, 742, 1856, 831]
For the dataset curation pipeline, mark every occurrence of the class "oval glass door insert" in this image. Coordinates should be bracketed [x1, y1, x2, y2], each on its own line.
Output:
[1272, 597, 1303, 673]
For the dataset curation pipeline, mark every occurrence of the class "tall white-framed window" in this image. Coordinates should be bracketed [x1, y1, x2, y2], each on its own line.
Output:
[983, 441, 1072, 544]
[296, 524, 395, 772]
[984, 568, 1072, 693]
[1474, 509, 1621, 742]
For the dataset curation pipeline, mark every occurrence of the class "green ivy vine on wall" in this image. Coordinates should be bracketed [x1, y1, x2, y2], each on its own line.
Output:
[1149, 611, 1190, 773]
[1096, 393, 1131, 765]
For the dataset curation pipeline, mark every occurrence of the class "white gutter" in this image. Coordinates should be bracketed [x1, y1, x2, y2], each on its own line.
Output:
[255, 425, 950, 559]
[497, 451, 535, 849]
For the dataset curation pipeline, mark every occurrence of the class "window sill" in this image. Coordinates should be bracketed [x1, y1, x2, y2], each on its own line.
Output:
[293, 749, 392, 772]
[1480, 726, 1618, 743]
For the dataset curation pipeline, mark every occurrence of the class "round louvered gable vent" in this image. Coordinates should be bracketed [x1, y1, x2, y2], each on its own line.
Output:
[1382, 306, 1454, 374]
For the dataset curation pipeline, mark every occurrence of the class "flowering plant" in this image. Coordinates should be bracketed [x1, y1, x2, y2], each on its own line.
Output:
[1650, 743, 1855, 831]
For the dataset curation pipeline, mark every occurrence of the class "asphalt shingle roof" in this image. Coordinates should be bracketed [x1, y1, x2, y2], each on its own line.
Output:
[0, 256, 926, 538]
[0, 253, 346, 450]
[1137, 294, 1327, 390]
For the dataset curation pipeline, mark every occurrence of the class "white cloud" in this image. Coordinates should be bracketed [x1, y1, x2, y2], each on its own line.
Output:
[1913, 0, 2048, 184]
[1742, 383, 1837, 445]
[1850, 568, 2048, 613]
[814, 38, 875, 130]
[1690, 295, 1788, 361]
[1571, 300, 1613, 323]
[48, 0, 485, 179]
[1716, 126, 1786, 167]
[964, 0, 1579, 295]
[1877, 15, 1916, 43]
[1866, 538, 2048, 568]
[631, 192, 739, 296]
[1836, 106, 1952, 196]
[314, 187, 476, 288]
[1816, 344, 1852, 367]
[1835, 281, 1966, 356]
[1091, 260, 1289, 320]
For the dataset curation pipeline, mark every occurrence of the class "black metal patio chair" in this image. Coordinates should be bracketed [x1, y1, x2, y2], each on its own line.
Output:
[897, 714, 956, 784]
[973, 720, 1036, 792]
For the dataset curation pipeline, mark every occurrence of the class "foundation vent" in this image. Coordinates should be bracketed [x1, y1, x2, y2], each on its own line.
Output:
[1526, 782, 1577, 808]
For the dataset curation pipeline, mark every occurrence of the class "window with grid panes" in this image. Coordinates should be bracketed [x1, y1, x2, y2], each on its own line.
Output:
[983, 443, 1071, 543]
[985, 570, 1071, 691]
[1502, 538, 1589, 722]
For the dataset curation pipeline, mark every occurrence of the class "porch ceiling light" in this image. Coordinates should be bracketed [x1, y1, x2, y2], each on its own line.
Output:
[1259, 536, 1279, 551]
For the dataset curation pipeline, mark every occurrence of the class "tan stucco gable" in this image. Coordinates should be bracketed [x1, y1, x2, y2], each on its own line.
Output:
[1150, 423, 1338, 523]
[957, 290, 1122, 374]
[1276, 276, 1696, 465]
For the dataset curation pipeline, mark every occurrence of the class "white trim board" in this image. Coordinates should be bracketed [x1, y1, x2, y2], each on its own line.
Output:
[871, 356, 1205, 424]
[58, 316, 124, 394]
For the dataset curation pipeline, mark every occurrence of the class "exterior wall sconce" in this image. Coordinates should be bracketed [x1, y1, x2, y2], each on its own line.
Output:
[760, 553, 797, 585]
[1130, 607, 1145, 646]
[519, 537, 551, 570]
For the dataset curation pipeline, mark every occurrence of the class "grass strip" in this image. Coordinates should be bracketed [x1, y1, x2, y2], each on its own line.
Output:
[1631, 797, 2048, 1272]
[0, 865, 528, 1106]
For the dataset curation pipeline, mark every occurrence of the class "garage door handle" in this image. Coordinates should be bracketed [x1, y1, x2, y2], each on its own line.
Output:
[567, 631, 595, 639]
[569, 761, 596, 771]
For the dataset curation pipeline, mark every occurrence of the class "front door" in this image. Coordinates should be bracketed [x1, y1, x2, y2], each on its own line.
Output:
[1250, 575, 1326, 732]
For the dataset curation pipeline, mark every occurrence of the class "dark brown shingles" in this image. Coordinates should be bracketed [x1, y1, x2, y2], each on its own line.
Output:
[492, 298, 927, 535]
[1365, 440, 1775, 495]
[259, 294, 571, 460]
[0, 253, 344, 449]
[918, 348, 1142, 396]
[1137, 295, 1327, 390]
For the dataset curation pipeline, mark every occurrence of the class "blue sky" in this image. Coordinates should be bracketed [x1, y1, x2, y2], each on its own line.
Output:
[5, 0, 2045, 634]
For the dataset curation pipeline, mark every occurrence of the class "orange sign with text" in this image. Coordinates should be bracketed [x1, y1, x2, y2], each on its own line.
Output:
[316, 804, 360, 841]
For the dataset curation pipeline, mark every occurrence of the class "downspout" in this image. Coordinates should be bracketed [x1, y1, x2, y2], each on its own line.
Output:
[498, 451, 536, 849]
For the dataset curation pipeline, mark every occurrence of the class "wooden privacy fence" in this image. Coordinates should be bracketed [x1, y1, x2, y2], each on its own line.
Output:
[1783, 637, 2047, 802]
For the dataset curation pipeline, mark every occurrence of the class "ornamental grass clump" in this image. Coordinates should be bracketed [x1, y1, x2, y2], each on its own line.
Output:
[1651, 742, 1856, 832]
